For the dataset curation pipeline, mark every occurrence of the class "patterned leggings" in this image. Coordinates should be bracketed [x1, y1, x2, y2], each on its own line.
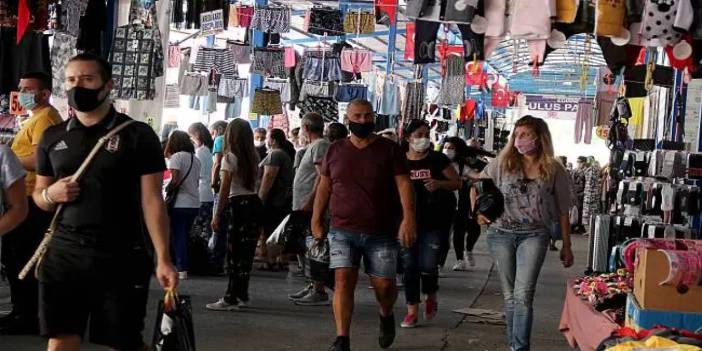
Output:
[190, 202, 214, 240]
[223, 195, 263, 305]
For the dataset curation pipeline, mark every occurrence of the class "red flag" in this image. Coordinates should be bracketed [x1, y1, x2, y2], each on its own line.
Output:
[16, 0, 31, 44]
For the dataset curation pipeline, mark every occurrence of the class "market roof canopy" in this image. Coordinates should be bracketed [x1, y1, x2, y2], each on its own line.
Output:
[274, 2, 607, 95]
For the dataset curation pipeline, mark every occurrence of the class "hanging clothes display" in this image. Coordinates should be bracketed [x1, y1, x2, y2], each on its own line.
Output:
[192, 46, 238, 75]
[218, 76, 249, 99]
[0, 28, 51, 94]
[583, 166, 603, 226]
[109, 24, 164, 100]
[60, 0, 89, 37]
[227, 40, 252, 64]
[251, 6, 290, 33]
[343, 10, 375, 34]
[412, 20, 484, 64]
[335, 84, 367, 102]
[299, 96, 338, 122]
[340, 49, 372, 74]
[640, 0, 693, 46]
[594, 0, 625, 37]
[401, 81, 424, 120]
[406, 0, 481, 23]
[375, 79, 401, 115]
[306, 7, 344, 35]
[180, 73, 208, 96]
[574, 98, 594, 144]
[375, 0, 398, 25]
[437, 54, 465, 107]
[50, 32, 78, 98]
[164, 84, 180, 108]
[263, 79, 291, 103]
[252, 47, 287, 78]
[301, 50, 342, 81]
[251, 88, 284, 115]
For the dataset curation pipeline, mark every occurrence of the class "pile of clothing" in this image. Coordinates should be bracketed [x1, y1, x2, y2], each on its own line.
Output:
[573, 270, 633, 322]
[597, 327, 702, 350]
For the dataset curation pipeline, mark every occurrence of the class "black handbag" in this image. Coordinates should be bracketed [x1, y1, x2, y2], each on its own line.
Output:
[165, 154, 194, 211]
[152, 290, 196, 351]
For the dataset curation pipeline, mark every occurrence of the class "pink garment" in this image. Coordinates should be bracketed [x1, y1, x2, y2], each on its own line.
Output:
[509, 0, 555, 39]
[527, 39, 546, 64]
[168, 45, 181, 68]
[340, 49, 372, 73]
[575, 99, 593, 144]
[484, 0, 506, 37]
[268, 113, 289, 132]
[238, 6, 254, 27]
[559, 280, 619, 351]
[284, 47, 296, 68]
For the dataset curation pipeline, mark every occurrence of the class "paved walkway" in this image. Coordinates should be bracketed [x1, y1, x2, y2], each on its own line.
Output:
[1, 234, 590, 351]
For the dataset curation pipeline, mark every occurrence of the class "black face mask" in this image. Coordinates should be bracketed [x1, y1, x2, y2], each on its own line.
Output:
[348, 121, 375, 139]
[67, 85, 107, 112]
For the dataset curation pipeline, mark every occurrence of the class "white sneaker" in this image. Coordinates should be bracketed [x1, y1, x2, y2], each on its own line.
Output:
[238, 300, 250, 309]
[466, 252, 476, 267]
[294, 289, 330, 306]
[452, 260, 468, 271]
[178, 271, 188, 280]
[288, 284, 313, 301]
[206, 298, 239, 311]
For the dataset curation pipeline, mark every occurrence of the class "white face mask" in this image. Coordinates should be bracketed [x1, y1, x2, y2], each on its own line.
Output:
[254, 140, 265, 147]
[443, 149, 456, 160]
[411, 138, 431, 152]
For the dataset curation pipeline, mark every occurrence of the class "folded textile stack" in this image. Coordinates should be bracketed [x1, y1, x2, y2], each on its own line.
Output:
[573, 270, 633, 322]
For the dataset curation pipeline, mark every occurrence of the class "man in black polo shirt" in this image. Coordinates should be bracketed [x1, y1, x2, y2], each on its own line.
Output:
[32, 53, 177, 350]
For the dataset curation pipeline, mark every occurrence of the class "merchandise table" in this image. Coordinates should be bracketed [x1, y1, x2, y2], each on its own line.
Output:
[559, 279, 621, 351]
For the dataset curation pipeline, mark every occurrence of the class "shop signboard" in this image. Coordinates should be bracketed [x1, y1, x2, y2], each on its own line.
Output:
[9, 91, 27, 115]
[524, 95, 580, 120]
[200, 10, 224, 36]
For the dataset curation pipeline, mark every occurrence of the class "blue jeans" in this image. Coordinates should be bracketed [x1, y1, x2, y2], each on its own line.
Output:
[400, 230, 441, 305]
[486, 228, 549, 351]
[328, 228, 399, 279]
[170, 207, 199, 272]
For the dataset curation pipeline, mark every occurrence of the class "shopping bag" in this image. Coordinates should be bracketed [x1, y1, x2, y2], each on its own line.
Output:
[266, 214, 290, 249]
[308, 238, 334, 288]
[281, 211, 310, 255]
[569, 206, 579, 226]
[152, 289, 196, 351]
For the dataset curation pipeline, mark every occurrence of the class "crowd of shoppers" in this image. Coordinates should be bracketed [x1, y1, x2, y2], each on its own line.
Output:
[0, 52, 579, 351]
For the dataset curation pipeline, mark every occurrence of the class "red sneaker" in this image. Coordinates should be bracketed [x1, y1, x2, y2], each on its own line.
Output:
[424, 296, 438, 321]
[400, 314, 418, 328]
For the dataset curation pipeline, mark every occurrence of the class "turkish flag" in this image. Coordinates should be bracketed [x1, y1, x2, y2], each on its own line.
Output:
[16, 0, 31, 44]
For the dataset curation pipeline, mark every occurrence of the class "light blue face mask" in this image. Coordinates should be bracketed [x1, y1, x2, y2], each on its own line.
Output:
[18, 92, 37, 111]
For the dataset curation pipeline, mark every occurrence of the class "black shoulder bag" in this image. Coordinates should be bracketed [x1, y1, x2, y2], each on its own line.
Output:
[165, 153, 194, 211]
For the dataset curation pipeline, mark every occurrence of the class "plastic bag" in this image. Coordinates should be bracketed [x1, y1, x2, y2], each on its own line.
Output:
[266, 214, 290, 249]
[308, 238, 333, 287]
[569, 206, 579, 226]
[152, 290, 196, 351]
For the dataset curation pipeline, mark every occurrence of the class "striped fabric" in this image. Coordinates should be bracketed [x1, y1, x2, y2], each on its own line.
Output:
[192, 46, 238, 75]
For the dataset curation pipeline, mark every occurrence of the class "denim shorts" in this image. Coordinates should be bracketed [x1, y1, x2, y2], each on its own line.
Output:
[335, 84, 368, 102]
[328, 228, 399, 279]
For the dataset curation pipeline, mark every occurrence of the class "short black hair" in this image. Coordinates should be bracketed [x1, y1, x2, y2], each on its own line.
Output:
[404, 119, 429, 137]
[21, 72, 52, 91]
[68, 53, 112, 83]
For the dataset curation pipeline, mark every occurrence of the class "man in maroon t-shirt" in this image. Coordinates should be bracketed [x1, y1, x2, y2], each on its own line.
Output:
[312, 99, 416, 351]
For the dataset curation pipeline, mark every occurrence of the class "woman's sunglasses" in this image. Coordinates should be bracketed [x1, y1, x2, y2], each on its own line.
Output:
[518, 178, 534, 194]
